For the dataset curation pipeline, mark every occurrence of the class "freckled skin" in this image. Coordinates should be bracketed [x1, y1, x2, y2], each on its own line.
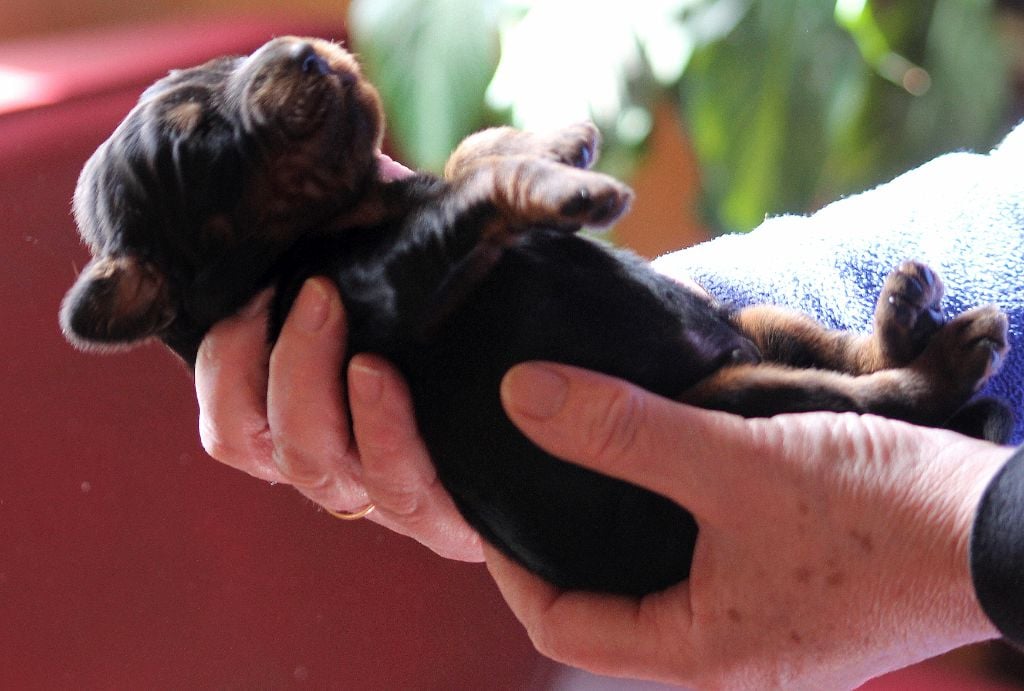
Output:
[849, 530, 875, 554]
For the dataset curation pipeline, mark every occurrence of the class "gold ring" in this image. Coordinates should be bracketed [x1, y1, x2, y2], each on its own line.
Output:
[326, 503, 376, 521]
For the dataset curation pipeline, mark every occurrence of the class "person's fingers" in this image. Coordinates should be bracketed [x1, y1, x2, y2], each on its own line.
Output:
[500, 362, 760, 520]
[268, 278, 369, 510]
[195, 289, 280, 482]
[483, 544, 693, 684]
[349, 354, 484, 562]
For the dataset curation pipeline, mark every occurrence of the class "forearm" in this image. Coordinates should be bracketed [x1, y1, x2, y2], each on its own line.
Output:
[971, 444, 1024, 647]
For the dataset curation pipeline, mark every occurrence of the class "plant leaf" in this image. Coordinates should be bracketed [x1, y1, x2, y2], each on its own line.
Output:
[349, 0, 502, 172]
[679, 0, 1007, 233]
[680, 0, 855, 231]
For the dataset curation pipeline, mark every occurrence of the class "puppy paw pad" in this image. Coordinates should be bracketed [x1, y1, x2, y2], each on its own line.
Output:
[873, 261, 947, 365]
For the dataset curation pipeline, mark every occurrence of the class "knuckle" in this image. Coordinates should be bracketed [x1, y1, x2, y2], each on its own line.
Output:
[528, 622, 602, 671]
[271, 443, 331, 489]
[368, 477, 424, 519]
[198, 395, 273, 460]
[583, 386, 644, 465]
[200, 435, 232, 462]
[527, 624, 573, 663]
[198, 413, 235, 461]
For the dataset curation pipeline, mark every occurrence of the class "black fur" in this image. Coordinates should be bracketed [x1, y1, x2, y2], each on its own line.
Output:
[270, 202, 747, 594]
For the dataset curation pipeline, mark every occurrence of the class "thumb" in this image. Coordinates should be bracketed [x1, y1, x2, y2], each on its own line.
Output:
[500, 362, 756, 519]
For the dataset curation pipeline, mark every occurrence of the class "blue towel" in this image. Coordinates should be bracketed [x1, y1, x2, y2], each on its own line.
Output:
[654, 123, 1024, 444]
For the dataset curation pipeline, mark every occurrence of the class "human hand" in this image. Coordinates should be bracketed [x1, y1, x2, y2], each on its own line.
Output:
[194, 277, 483, 562]
[489, 362, 1009, 689]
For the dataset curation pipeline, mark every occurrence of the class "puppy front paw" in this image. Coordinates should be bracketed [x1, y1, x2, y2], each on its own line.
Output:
[446, 124, 632, 231]
[872, 261, 946, 366]
[444, 122, 602, 179]
[540, 121, 601, 169]
[480, 160, 632, 231]
[555, 171, 633, 227]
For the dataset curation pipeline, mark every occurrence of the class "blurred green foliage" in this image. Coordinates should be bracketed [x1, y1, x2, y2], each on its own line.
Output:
[349, 0, 1010, 233]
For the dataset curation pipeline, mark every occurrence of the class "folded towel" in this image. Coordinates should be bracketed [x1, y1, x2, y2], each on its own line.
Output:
[655, 122, 1024, 444]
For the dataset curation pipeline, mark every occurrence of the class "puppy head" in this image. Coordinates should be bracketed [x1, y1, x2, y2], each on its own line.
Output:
[61, 37, 384, 360]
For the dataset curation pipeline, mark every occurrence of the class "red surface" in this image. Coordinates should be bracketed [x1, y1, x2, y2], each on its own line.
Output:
[862, 660, 1022, 691]
[0, 18, 553, 688]
[0, 17, 341, 115]
[3, 15, 1018, 691]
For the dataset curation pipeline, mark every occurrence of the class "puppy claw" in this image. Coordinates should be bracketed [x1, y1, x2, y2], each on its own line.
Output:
[573, 143, 593, 169]
[986, 343, 1004, 375]
[559, 188, 592, 217]
[546, 122, 601, 170]
[886, 294, 943, 333]
[555, 180, 632, 228]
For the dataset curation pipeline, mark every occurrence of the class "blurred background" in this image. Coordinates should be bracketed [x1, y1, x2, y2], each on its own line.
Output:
[2, 0, 1023, 688]
[348, 0, 1021, 247]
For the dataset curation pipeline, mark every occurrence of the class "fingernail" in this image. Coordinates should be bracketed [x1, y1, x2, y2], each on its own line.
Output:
[501, 363, 568, 420]
[349, 359, 383, 406]
[293, 279, 331, 333]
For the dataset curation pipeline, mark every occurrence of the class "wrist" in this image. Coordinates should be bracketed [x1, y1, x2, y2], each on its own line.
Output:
[891, 432, 1007, 651]
[790, 421, 1006, 684]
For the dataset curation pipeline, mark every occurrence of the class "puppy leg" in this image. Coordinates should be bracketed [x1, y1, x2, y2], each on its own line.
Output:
[420, 131, 631, 339]
[443, 122, 631, 230]
[457, 157, 633, 230]
[444, 122, 602, 179]
[735, 262, 948, 375]
[686, 303, 1007, 426]
[678, 363, 865, 417]
[420, 159, 631, 340]
[733, 306, 873, 372]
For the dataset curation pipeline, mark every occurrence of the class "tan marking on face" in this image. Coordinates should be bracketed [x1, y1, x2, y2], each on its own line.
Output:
[166, 101, 204, 134]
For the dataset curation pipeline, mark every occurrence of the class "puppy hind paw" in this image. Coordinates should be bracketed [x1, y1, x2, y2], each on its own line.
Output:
[873, 261, 946, 365]
[943, 306, 1009, 390]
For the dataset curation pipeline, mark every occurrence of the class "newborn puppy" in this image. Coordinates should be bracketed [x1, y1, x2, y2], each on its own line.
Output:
[61, 36, 1010, 595]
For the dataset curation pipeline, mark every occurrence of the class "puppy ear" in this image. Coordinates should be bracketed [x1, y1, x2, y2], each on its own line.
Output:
[60, 255, 174, 350]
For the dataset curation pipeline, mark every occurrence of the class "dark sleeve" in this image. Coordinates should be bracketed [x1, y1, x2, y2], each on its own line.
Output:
[970, 445, 1024, 646]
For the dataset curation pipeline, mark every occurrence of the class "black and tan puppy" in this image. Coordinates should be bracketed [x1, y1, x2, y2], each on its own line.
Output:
[61, 37, 1010, 595]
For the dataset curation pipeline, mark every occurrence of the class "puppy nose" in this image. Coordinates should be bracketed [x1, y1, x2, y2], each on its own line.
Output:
[291, 42, 330, 75]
